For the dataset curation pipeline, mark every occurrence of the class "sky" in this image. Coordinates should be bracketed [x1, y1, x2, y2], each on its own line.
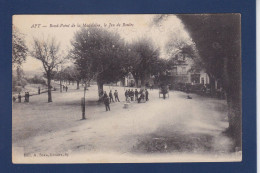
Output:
[13, 14, 191, 72]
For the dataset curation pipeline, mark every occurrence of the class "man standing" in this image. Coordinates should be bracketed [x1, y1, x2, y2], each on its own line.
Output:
[103, 91, 110, 111]
[134, 89, 138, 101]
[138, 91, 145, 103]
[145, 89, 149, 101]
[24, 92, 27, 102]
[109, 90, 114, 103]
[114, 90, 120, 102]
[130, 89, 134, 101]
[18, 93, 21, 103]
[125, 90, 128, 101]
[27, 92, 30, 102]
[38, 87, 41, 94]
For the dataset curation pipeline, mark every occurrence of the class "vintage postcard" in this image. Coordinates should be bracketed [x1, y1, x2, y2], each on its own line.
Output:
[12, 14, 242, 163]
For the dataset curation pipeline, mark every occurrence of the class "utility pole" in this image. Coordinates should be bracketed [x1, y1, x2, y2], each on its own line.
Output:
[81, 82, 87, 120]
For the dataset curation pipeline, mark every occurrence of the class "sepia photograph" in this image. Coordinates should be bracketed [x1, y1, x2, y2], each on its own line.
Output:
[12, 14, 242, 163]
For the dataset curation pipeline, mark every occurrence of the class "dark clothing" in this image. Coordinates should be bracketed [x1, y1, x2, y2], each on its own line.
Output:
[24, 92, 29, 102]
[114, 91, 120, 102]
[125, 91, 128, 101]
[18, 94, 21, 103]
[109, 92, 114, 103]
[134, 90, 138, 101]
[103, 96, 110, 111]
[130, 91, 134, 101]
[105, 104, 110, 111]
[38, 88, 41, 94]
[138, 92, 145, 103]
[27, 92, 30, 102]
[145, 90, 149, 101]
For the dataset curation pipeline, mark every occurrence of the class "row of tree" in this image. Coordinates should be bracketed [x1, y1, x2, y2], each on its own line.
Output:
[12, 15, 241, 151]
[69, 27, 171, 99]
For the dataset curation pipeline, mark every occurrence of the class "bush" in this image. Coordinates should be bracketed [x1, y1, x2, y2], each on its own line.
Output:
[27, 75, 46, 85]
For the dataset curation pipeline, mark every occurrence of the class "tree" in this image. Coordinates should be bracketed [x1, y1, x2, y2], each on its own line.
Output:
[62, 65, 82, 89]
[30, 37, 64, 102]
[128, 38, 161, 87]
[70, 27, 129, 99]
[12, 27, 28, 91]
[12, 27, 28, 67]
[177, 14, 241, 150]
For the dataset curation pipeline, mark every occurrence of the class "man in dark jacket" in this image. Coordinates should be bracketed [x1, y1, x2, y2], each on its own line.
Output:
[125, 90, 129, 101]
[114, 90, 120, 102]
[138, 91, 145, 103]
[103, 91, 110, 111]
[109, 90, 114, 103]
[130, 89, 134, 101]
[145, 89, 149, 101]
[18, 93, 21, 103]
[134, 89, 138, 101]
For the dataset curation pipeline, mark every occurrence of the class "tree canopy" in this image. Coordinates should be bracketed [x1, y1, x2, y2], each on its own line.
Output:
[12, 27, 28, 67]
[177, 14, 241, 150]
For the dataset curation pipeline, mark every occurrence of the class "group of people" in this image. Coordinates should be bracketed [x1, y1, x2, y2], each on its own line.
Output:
[62, 85, 68, 92]
[125, 89, 149, 103]
[102, 90, 120, 111]
[101, 88, 150, 112]
[13, 92, 30, 103]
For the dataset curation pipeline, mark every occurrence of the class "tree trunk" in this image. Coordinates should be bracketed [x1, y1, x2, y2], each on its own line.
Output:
[140, 78, 146, 87]
[134, 76, 139, 88]
[223, 56, 242, 151]
[60, 79, 62, 92]
[224, 91, 241, 151]
[47, 71, 52, 102]
[76, 81, 80, 89]
[97, 80, 104, 100]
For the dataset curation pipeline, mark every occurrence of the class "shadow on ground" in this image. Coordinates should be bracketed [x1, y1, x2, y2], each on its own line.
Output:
[132, 133, 216, 153]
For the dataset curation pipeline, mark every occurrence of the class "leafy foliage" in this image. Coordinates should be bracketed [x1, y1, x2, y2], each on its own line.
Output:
[12, 27, 28, 67]
[178, 14, 241, 149]
[70, 27, 129, 84]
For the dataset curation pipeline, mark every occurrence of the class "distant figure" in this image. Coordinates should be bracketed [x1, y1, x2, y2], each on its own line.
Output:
[138, 91, 145, 103]
[24, 92, 27, 102]
[66, 86, 68, 92]
[114, 90, 120, 102]
[145, 89, 149, 101]
[125, 90, 129, 101]
[27, 92, 30, 102]
[187, 95, 192, 99]
[18, 93, 21, 103]
[103, 91, 110, 111]
[134, 89, 138, 101]
[38, 87, 41, 94]
[63, 85, 65, 91]
[24, 92, 29, 102]
[130, 89, 134, 101]
[13, 96, 16, 102]
[109, 90, 114, 103]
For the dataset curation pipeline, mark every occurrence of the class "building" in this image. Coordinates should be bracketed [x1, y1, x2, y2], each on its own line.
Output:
[169, 53, 210, 86]
[124, 72, 135, 87]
